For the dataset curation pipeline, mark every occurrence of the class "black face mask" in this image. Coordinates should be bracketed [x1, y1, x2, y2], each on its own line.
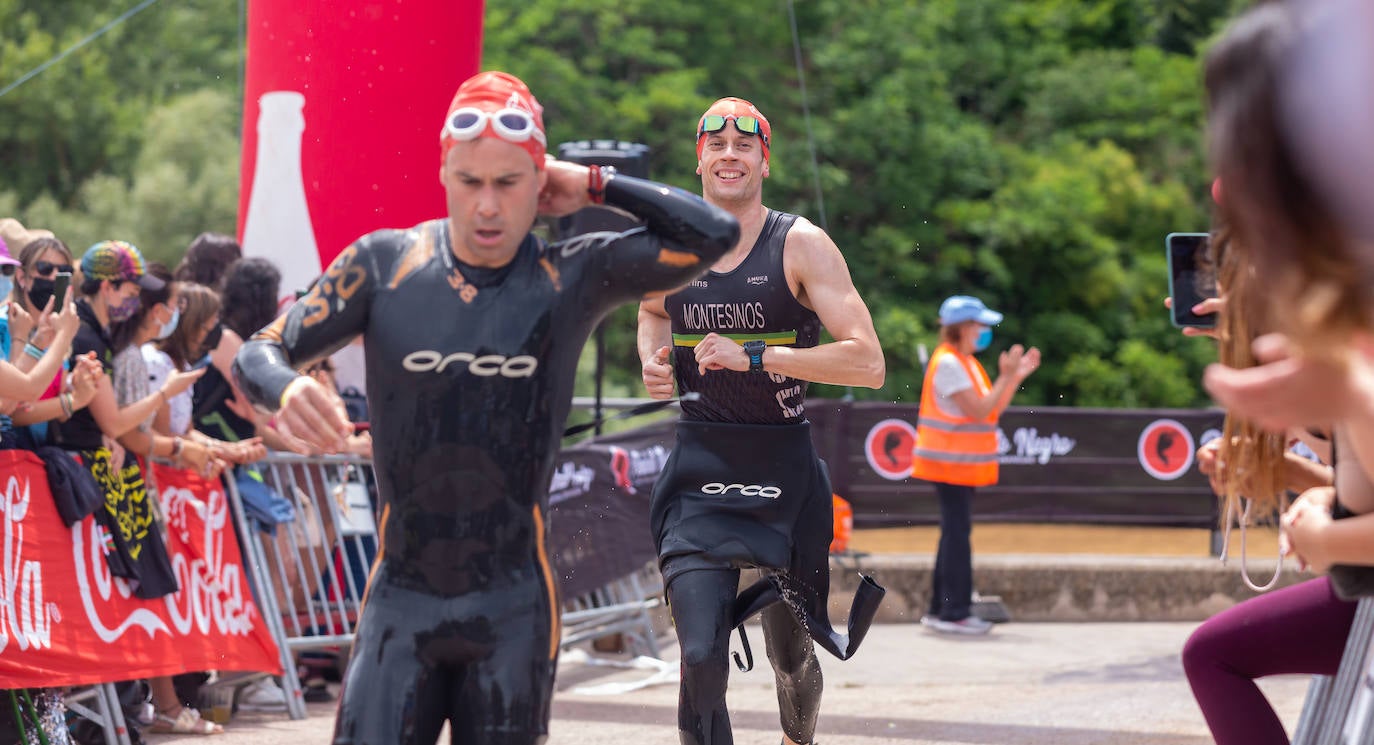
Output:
[27, 278, 55, 311]
[199, 322, 224, 358]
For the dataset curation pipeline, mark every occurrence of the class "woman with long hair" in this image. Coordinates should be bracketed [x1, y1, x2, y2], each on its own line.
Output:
[1181, 6, 1374, 743]
[146, 282, 265, 463]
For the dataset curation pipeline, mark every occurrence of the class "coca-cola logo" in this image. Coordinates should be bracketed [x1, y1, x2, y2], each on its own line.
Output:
[1, 474, 56, 655]
[71, 477, 260, 643]
[158, 483, 257, 636]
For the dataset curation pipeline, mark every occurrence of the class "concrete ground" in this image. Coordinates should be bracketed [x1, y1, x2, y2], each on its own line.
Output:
[150, 621, 1309, 745]
[141, 526, 1313, 745]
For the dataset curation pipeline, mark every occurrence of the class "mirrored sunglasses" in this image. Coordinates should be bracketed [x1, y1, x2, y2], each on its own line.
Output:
[698, 114, 768, 146]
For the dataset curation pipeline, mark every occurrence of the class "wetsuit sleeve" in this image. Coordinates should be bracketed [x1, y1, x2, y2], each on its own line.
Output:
[233, 238, 380, 411]
[576, 172, 739, 299]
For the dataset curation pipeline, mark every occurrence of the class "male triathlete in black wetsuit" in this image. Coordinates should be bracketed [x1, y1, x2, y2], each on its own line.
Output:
[233, 71, 737, 745]
[638, 98, 886, 745]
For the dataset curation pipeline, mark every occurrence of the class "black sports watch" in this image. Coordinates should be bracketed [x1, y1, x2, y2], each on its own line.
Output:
[743, 340, 767, 372]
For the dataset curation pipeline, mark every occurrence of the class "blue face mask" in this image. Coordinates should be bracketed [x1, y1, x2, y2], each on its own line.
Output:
[0, 276, 12, 306]
[974, 327, 993, 352]
[156, 307, 180, 340]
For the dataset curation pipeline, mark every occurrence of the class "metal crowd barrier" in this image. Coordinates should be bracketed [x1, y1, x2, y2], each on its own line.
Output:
[224, 450, 667, 721]
[63, 683, 132, 745]
[225, 452, 378, 720]
[559, 561, 664, 659]
[1293, 597, 1374, 744]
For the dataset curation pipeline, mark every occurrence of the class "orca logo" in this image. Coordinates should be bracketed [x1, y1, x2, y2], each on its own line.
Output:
[701, 482, 781, 499]
[402, 351, 538, 378]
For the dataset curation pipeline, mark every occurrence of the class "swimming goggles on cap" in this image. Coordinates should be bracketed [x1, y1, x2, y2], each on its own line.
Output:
[444, 107, 546, 146]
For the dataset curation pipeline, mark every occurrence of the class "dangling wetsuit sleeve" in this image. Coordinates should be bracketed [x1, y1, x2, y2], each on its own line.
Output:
[562, 172, 739, 299]
[233, 237, 382, 410]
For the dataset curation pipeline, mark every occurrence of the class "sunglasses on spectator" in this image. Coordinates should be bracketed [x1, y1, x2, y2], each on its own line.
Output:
[444, 107, 546, 146]
[33, 260, 74, 277]
[0, 265, 14, 277]
[698, 114, 769, 146]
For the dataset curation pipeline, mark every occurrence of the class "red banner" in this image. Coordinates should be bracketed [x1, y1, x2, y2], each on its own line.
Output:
[0, 451, 282, 688]
[237, 0, 486, 307]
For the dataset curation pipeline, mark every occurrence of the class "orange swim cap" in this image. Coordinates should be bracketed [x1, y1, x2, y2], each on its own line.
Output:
[440, 71, 547, 170]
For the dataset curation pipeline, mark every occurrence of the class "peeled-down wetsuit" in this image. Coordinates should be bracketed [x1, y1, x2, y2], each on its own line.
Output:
[233, 171, 737, 745]
[652, 209, 885, 745]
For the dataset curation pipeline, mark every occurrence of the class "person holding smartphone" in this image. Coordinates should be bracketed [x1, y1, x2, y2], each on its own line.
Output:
[233, 70, 737, 744]
[1174, 6, 1374, 743]
[3, 233, 103, 445]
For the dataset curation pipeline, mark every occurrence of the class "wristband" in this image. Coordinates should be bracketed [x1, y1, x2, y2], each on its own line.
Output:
[171, 436, 184, 458]
[24, 343, 44, 361]
[587, 165, 606, 205]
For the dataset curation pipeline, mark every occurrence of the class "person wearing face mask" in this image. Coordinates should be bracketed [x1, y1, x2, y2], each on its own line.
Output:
[0, 233, 96, 449]
[912, 295, 1041, 635]
[109, 262, 221, 476]
[2, 233, 104, 448]
[49, 241, 206, 601]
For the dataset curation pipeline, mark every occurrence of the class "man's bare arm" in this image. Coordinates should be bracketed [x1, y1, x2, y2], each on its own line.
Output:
[764, 219, 884, 388]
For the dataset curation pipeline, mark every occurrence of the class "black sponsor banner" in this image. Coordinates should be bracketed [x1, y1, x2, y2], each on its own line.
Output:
[546, 420, 674, 598]
[829, 403, 1225, 528]
[547, 405, 1226, 593]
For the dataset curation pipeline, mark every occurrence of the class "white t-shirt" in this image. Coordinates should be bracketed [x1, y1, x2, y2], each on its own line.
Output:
[931, 354, 977, 418]
[142, 343, 192, 436]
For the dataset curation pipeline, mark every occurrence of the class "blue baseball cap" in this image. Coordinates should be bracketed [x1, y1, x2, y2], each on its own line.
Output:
[938, 295, 1003, 326]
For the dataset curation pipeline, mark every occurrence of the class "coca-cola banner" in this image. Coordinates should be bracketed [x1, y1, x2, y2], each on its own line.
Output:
[0, 452, 282, 688]
[238, 0, 485, 305]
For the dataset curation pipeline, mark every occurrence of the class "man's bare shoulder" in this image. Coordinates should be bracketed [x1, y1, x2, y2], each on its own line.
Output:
[782, 215, 848, 277]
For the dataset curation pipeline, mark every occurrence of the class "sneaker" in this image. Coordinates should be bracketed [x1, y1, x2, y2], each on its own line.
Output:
[925, 616, 994, 635]
[237, 677, 289, 711]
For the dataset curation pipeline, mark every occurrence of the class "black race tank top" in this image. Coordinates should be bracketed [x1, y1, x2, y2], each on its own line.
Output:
[665, 210, 821, 424]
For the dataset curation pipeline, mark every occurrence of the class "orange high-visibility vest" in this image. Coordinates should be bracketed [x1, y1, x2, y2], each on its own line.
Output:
[910, 343, 999, 487]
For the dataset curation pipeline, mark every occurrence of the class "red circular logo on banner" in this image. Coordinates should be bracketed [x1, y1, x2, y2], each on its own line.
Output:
[1138, 419, 1196, 481]
[865, 418, 918, 481]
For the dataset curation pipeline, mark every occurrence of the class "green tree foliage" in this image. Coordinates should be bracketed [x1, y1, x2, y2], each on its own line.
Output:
[0, 0, 1244, 408]
[486, 0, 1233, 407]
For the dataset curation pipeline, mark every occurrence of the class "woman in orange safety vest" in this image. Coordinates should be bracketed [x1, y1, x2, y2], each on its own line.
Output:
[912, 295, 1040, 635]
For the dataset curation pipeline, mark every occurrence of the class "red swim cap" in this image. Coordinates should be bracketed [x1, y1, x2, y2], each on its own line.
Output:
[440, 71, 547, 170]
[696, 97, 771, 162]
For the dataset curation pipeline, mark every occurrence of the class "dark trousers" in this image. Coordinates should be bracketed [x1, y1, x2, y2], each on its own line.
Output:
[928, 482, 975, 621]
[666, 567, 822, 745]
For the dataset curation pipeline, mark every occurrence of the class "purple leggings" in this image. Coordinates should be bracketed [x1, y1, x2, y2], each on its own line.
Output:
[1182, 576, 1358, 745]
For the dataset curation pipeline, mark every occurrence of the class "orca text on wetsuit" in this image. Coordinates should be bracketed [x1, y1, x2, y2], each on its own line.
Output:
[234, 71, 738, 745]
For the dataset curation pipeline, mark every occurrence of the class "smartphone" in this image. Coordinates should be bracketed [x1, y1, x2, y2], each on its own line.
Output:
[52, 271, 71, 310]
[1166, 233, 1217, 328]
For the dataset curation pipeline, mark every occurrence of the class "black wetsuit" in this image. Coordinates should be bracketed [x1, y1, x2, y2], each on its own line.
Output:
[233, 173, 737, 745]
[652, 210, 882, 745]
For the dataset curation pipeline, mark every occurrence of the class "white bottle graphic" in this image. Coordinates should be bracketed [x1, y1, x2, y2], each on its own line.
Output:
[241, 91, 321, 311]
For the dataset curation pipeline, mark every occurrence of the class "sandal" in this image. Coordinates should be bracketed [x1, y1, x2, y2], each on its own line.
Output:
[147, 706, 225, 735]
